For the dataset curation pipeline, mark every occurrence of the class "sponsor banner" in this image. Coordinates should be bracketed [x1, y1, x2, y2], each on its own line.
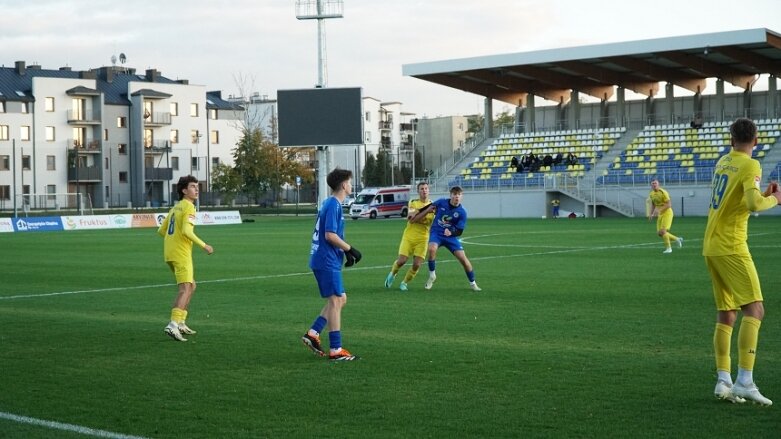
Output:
[0, 218, 14, 233]
[62, 215, 133, 231]
[12, 216, 64, 232]
[133, 213, 164, 228]
[197, 211, 242, 225]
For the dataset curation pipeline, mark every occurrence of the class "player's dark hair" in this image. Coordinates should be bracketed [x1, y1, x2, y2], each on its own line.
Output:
[326, 168, 352, 191]
[450, 185, 463, 195]
[416, 181, 429, 190]
[730, 118, 757, 145]
[177, 175, 198, 200]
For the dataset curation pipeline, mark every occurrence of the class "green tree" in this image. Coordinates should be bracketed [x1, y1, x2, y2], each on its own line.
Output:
[210, 162, 242, 204]
[493, 110, 515, 133]
[363, 153, 378, 187]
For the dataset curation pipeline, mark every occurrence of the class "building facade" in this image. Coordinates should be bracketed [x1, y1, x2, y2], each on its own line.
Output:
[0, 61, 243, 211]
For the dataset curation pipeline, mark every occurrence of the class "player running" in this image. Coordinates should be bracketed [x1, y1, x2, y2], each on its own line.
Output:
[410, 185, 480, 292]
[384, 181, 435, 291]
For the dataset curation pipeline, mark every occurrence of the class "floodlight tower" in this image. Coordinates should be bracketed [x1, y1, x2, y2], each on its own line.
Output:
[296, 0, 344, 207]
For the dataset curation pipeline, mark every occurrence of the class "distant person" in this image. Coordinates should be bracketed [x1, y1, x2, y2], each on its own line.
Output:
[302, 168, 362, 361]
[543, 154, 553, 167]
[691, 115, 704, 129]
[158, 175, 214, 342]
[510, 156, 519, 168]
[551, 198, 560, 218]
[553, 152, 563, 165]
[566, 152, 578, 166]
[705, 117, 781, 405]
[647, 178, 683, 254]
[385, 182, 435, 291]
[410, 186, 480, 292]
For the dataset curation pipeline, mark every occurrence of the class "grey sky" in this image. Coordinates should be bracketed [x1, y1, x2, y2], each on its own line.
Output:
[2, 0, 780, 117]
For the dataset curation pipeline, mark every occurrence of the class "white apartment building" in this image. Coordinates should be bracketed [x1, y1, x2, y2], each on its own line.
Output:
[0, 61, 244, 210]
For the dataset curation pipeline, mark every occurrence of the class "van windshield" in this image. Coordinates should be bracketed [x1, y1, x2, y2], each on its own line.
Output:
[354, 194, 375, 205]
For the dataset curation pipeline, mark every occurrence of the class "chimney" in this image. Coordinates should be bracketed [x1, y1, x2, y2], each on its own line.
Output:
[145, 68, 159, 82]
[177, 79, 189, 85]
[103, 67, 114, 83]
[15, 60, 25, 75]
[80, 70, 96, 80]
[59, 66, 72, 71]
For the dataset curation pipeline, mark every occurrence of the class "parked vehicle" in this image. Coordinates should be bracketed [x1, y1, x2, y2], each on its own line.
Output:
[341, 195, 355, 208]
[349, 186, 411, 219]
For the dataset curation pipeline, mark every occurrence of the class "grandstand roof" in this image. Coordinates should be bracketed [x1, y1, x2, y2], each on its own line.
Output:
[402, 28, 781, 106]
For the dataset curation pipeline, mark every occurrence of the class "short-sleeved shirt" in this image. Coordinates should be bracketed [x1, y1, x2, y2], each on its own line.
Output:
[703, 150, 772, 256]
[648, 187, 671, 208]
[309, 196, 345, 271]
[403, 198, 435, 242]
[429, 198, 467, 238]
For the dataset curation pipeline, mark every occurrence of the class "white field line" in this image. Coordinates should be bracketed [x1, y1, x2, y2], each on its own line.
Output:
[0, 411, 149, 439]
[2, 232, 776, 301]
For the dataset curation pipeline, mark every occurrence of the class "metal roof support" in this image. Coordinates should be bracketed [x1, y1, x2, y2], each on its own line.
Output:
[616, 87, 626, 127]
[568, 90, 580, 130]
[484, 97, 493, 138]
[526, 94, 536, 132]
[768, 75, 778, 119]
[666, 83, 676, 124]
[716, 79, 726, 121]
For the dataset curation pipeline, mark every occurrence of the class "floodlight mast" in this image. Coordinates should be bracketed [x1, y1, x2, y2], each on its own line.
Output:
[296, 0, 344, 208]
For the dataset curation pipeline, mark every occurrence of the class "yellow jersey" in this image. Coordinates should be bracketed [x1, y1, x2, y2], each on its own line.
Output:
[157, 199, 206, 262]
[403, 198, 435, 242]
[648, 187, 671, 208]
[703, 150, 777, 256]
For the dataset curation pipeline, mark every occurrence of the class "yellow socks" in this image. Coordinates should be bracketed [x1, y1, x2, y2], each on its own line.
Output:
[391, 262, 402, 275]
[737, 316, 761, 372]
[713, 323, 733, 373]
[403, 266, 420, 283]
[171, 307, 186, 325]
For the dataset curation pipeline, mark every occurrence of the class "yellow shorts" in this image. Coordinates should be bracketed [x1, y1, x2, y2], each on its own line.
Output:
[167, 260, 194, 285]
[704, 254, 763, 311]
[398, 235, 428, 259]
[656, 210, 673, 232]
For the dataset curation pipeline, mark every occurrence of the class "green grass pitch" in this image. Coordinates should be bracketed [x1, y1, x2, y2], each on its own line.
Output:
[1, 216, 779, 437]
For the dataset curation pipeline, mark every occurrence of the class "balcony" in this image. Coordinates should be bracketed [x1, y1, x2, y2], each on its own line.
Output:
[379, 121, 391, 130]
[67, 109, 101, 125]
[380, 138, 392, 149]
[143, 140, 171, 154]
[145, 167, 173, 181]
[68, 166, 102, 182]
[68, 139, 102, 153]
[143, 111, 172, 126]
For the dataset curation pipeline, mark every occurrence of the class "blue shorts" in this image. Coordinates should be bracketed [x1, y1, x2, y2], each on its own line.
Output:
[312, 269, 345, 298]
[429, 233, 463, 253]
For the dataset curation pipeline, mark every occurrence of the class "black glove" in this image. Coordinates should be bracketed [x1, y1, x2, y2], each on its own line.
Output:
[344, 246, 362, 267]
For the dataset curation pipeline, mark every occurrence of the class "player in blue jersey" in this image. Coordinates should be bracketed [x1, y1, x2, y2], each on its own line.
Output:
[301, 168, 362, 361]
[410, 186, 480, 292]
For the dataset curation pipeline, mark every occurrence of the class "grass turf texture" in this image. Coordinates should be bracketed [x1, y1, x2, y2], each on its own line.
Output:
[1, 216, 779, 438]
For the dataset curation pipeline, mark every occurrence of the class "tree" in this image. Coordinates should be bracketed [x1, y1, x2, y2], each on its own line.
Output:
[210, 162, 241, 204]
[363, 153, 378, 187]
[493, 110, 515, 133]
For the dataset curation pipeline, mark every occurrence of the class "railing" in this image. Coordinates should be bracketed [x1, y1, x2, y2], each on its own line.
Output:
[143, 112, 172, 125]
[68, 139, 101, 151]
[67, 109, 100, 123]
[145, 167, 173, 180]
[143, 141, 171, 152]
[68, 166, 102, 181]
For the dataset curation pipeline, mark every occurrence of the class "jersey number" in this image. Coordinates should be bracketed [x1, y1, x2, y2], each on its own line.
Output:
[167, 217, 176, 235]
[710, 173, 728, 209]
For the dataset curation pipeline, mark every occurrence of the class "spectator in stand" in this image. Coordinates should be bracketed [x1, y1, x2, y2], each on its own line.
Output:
[510, 156, 519, 169]
[691, 114, 704, 129]
[553, 152, 563, 165]
[543, 154, 553, 167]
[566, 152, 578, 166]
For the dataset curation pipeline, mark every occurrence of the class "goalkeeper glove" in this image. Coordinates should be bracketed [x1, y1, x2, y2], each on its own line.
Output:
[344, 246, 362, 267]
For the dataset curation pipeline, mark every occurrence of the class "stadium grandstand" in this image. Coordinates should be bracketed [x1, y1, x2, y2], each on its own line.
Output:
[403, 28, 781, 218]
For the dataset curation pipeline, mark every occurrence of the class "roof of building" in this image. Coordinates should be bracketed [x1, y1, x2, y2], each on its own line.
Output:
[0, 62, 196, 106]
[402, 28, 781, 106]
[206, 91, 245, 111]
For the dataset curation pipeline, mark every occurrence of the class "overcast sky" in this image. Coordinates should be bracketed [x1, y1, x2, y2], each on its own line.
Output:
[2, 0, 780, 117]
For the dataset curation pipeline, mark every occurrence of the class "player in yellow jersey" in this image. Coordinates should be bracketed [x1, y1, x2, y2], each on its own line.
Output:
[647, 178, 683, 253]
[158, 175, 214, 342]
[384, 181, 434, 291]
[705, 118, 780, 405]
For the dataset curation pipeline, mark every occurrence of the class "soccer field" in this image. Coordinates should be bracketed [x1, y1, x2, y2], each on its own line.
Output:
[1, 216, 779, 438]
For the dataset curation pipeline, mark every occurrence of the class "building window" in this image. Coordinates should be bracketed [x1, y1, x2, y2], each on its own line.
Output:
[119, 171, 128, 183]
[0, 185, 10, 200]
[0, 101, 5, 113]
[210, 130, 219, 144]
[117, 117, 127, 128]
[171, 156, 179, 171]
[365, 131, 371, 142]
[118, 144, 127, 154]
[191, 157, 199, 171]
[21, 102, 29, 113]
[0, 125, 8, 140]
[45, 97, 55, 112]
[170, 129, 179, 144]
[144, 129, 153, 148]
[22, 155, 31, 170]
[170, 102, 178, 116]
[105, 157, 109, 170]
[104, 129, 108, 141]
[191, 130, 200, 144]
[45, 126, 55, 141]
[46, 155, 55, 170]
[365, 111, 371, 121]
[0, 155, 9, 170]
[21, 126, 30, 141]
[144, 156, 154, 168]
[190, 103, 198, 117]
[209, 109, 217, 120]
[46, 184, 56, 201]
[212, 157, 220, 166]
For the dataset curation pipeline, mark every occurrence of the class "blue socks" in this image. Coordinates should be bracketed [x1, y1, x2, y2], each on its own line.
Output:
[310, 316, 327, 334]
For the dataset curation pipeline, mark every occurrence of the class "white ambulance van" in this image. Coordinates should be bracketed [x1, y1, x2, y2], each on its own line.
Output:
[349, 186, 411, 219]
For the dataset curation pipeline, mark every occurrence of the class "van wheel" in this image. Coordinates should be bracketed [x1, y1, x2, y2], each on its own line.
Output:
[401, 208, 408, 218]
[369, 211, 377, 219]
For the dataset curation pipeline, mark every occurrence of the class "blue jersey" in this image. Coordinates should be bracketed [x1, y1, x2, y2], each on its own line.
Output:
[309, 196, 345, 271]
[430, 197, 467, 237]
